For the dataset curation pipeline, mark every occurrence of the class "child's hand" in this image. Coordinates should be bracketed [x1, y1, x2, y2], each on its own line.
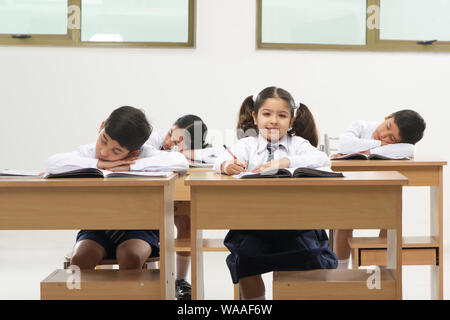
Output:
[123, 155, 140, 162]
[97, 157, 138, 170]
[252, 158, 290, 173]
[107, 164, 131, 172]
[182, 149, 195, 160]
[330, 153, 343, 159]
[221, 159, 247, 175]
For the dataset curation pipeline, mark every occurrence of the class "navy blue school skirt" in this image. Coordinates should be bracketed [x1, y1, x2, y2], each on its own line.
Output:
[224, 230, 337, 284]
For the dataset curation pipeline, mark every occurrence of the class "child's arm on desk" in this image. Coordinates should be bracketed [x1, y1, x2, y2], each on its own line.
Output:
[366, 143, 415, 159]
[338, 121, 415, 158]
[45, 144, 97, 173]
[45, 144, 137, 173]
[213, 141, 248, 175]
[182, 146, 225, 164]
[339, 120, 382, 154]
[132, 144, 189, 174]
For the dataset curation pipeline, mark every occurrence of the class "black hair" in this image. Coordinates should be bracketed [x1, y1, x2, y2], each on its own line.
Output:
[104, 106, 152, 152]
[236, 86, 319, 147]
[392, 109, 426, 144]
[173, 114, 208, 149]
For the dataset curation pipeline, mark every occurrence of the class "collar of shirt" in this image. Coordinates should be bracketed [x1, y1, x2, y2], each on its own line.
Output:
[256, 133, 289, 154]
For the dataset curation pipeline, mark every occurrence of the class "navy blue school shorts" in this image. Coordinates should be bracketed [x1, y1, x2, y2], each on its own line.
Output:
[76, 230, 160, 259]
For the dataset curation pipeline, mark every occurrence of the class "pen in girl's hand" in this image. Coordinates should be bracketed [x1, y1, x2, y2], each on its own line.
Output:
[227, 149, 237, 160]
[227, 148, 247, 171]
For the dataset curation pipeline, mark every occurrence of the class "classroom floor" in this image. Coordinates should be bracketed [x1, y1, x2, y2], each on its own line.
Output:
[0, 230, 447, 300]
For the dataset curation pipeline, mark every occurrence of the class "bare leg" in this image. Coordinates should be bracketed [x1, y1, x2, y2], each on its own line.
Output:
[333, 229, 353, 260]
[175, 215, 191, 279]
[70, 239, 106, 270]
[239, 275, 265, 300]
[116, 239, 151, 270]
[175, 215, 192, 300]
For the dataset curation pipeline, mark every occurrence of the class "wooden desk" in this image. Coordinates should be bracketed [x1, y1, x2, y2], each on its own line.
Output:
[331, 159, 446, 300]
[0, 175, 177, 300]
[173, 167, 226, 253]
[185, 171, 407, 300]
[174, 167, 213, 201]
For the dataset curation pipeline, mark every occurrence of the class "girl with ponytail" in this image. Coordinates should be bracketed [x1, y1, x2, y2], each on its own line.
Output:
[213, 86, 337, 300]
[237, 87, 318, 147]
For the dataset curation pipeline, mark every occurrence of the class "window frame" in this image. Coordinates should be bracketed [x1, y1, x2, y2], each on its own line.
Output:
[0, 0, 195, 48]
[257, 0, 450, 52]
[0, 0, 78, 46]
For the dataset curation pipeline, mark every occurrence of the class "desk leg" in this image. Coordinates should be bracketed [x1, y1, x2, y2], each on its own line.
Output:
[430, 168, 443, 299]
[161, 185, 175, 300]
[328, 229, 335, 251]
[387, 187, 402, 300]
[191, 190, 204, 300]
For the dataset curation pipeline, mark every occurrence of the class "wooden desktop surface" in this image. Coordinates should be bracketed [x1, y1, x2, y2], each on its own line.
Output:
[0, 174, 177, 230]
[331, 159, 446, 186]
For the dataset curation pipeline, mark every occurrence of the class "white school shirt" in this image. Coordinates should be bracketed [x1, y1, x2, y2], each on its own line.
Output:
[338, 120, 415, 158]
[147, 130, 225, 164]
[213, 133, 330, 173]
[45, 143, 189, 175]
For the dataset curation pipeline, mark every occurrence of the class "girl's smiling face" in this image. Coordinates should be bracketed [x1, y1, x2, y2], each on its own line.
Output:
[252, 98, 293, 142]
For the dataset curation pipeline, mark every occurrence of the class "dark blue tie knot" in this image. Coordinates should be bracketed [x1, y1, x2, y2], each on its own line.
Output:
[267, 144, 277, 161]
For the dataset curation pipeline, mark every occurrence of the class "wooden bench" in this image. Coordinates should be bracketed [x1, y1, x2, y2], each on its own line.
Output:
[175, 238, 228, 252]
[273, 269, 396, 300]
[41, 269, 160, 300]
[348, 236, 439, 268]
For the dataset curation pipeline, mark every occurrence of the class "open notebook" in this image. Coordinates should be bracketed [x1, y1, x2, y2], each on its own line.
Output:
[1, 169, 42, 177]
[332, 153, 410, 160]
[233, 167, 344, 179]
[43, 168, 173, 179]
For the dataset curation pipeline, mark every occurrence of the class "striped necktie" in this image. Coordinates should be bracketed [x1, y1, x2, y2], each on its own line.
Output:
[267, 144, 277, 161]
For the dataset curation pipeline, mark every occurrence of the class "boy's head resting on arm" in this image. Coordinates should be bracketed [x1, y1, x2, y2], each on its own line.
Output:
[96, 106, 152, 161]
[162, 114, 208, 152]
[373, 109, 426, 145]
[236, 86, 319, 147]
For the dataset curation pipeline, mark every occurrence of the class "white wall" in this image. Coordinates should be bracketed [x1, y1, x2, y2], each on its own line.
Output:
[0, 0, 448, 299]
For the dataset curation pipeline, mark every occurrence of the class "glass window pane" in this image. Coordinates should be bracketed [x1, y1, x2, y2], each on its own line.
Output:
[0, 0, 67, 35]
[81, 0, 189, 43]
[380, 0, 450, 41]
[261, 0, 366, 45]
